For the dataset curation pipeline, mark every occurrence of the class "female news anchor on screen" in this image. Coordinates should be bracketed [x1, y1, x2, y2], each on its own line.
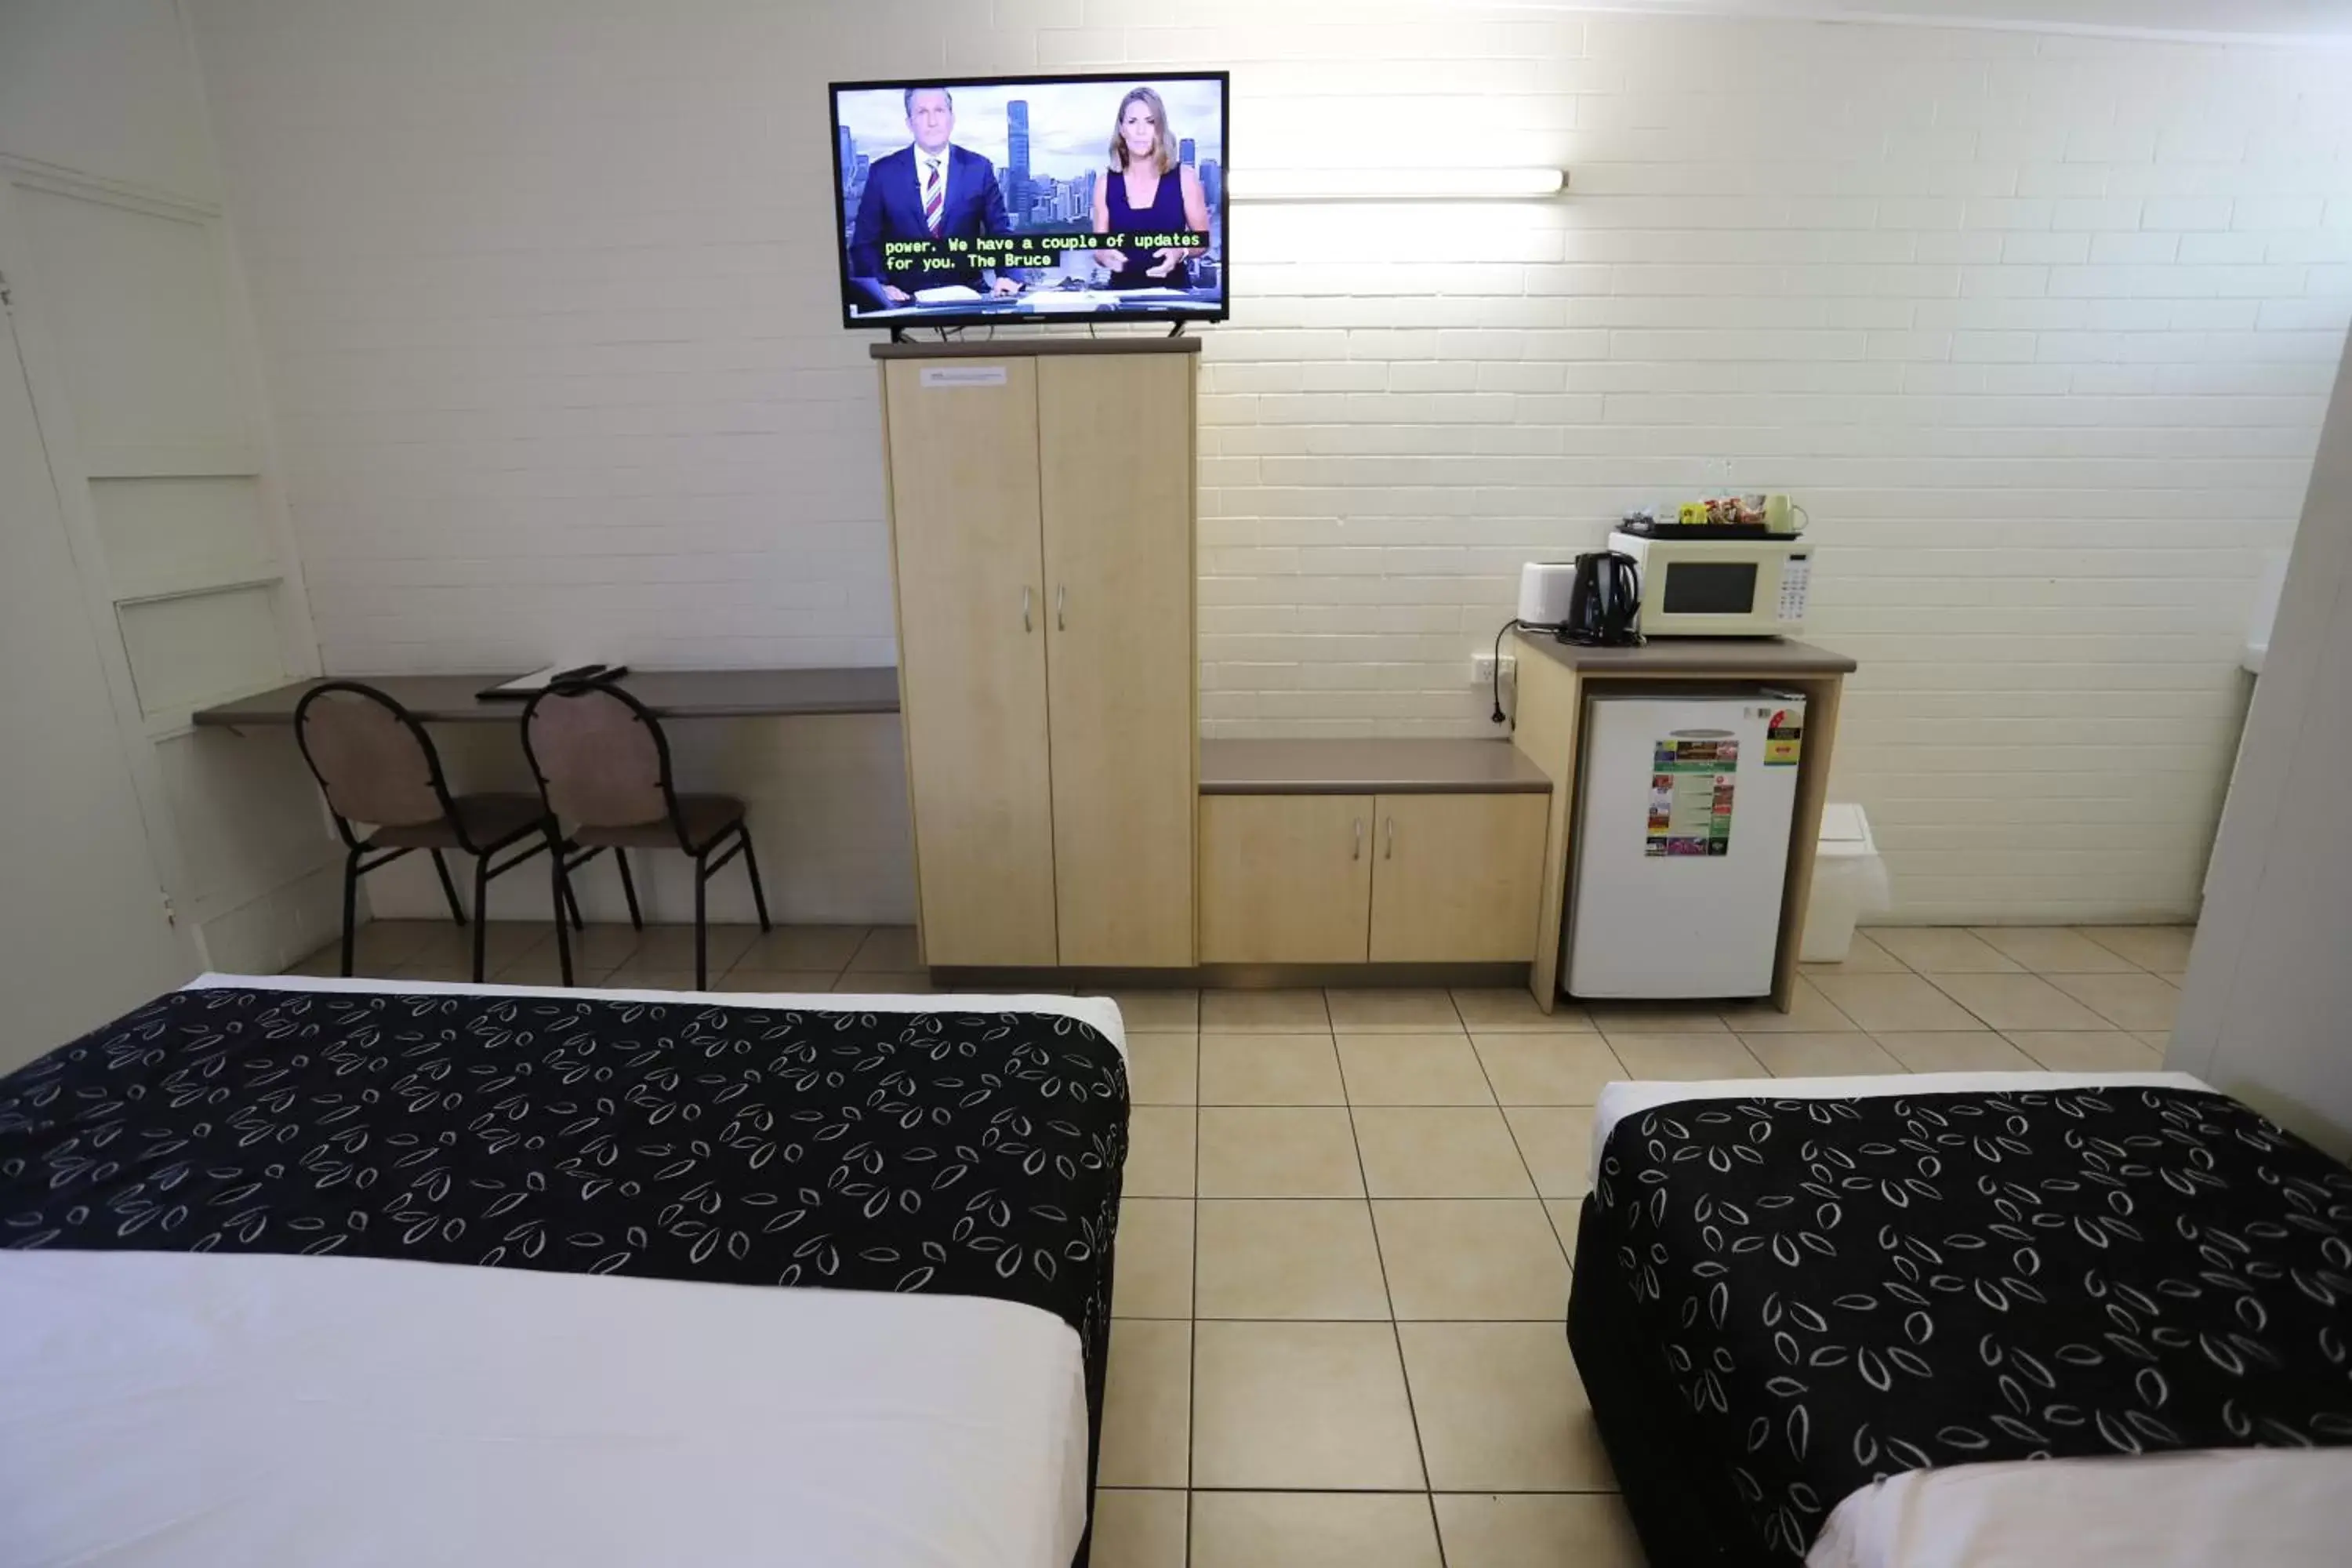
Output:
[1091, 86, 1211, 289]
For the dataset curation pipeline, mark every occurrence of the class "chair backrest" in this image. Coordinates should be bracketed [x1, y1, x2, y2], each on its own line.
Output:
[521, 681, 674, 833]
[293, 681, 451, 829]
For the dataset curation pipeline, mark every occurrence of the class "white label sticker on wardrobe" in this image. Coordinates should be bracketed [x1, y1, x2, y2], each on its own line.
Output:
[919, 366, 1008, 388]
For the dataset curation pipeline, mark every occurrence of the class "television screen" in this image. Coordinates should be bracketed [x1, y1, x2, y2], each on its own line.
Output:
[829, 71, 1229, 331]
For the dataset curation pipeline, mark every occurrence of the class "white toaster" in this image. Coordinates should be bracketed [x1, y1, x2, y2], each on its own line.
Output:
[1518, 561, 1578, 626]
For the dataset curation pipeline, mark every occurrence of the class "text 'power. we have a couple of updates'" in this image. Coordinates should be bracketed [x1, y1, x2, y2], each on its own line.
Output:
[882, 231, 1210, 274]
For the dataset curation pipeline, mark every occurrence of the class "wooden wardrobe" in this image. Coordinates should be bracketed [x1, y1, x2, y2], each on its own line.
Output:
[874, 339, 1199, 969]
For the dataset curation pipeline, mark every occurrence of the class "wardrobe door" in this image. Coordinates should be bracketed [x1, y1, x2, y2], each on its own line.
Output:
[1037, 353, 1196, 966]
[883, 358, 1057, 965]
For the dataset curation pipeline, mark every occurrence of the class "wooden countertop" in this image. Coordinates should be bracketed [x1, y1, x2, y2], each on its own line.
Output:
[191, 668, 902, 727]
[1515, 631, 1858, 676]
[869, 336, 1203, 359]
[1200, 739, 1552, 795]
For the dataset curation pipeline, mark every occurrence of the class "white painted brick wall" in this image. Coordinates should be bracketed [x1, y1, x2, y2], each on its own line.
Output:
[188, 0, 2352, 923]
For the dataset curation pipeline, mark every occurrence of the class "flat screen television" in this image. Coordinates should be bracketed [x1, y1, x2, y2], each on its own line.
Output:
[829, 71, 1229, 332]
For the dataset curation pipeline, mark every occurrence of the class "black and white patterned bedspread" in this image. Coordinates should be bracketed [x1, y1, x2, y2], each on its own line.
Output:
[1588, 1084, 2352, 1559]
[0, 982, 1128, 1370]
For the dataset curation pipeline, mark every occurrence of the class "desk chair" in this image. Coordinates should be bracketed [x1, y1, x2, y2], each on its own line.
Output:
[521, 680, 771, 989]
[293, 681, 572, 982]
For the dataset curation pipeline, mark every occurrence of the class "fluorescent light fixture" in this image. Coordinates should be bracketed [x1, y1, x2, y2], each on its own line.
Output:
[1229, 167, 1567, 202]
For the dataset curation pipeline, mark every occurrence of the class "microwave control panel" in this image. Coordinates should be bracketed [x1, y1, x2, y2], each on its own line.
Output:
[1778, 553, 1813, 622]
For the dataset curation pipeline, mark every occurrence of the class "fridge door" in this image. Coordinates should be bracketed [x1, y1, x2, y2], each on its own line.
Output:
[1564, 691, 1806, 999]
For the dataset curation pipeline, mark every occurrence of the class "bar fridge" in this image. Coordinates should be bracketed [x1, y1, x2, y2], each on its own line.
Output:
[1564, 688, 1806, 999]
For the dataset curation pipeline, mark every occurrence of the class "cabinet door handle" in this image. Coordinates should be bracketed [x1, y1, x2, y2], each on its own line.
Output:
[1022, 586, 1033, 633]
[1385, 816, 1395, 860]
[1055, 585, 1066, 630]
[1352, 818, 1363, 861]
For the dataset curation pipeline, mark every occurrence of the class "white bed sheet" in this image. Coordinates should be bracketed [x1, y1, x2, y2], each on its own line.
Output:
[1808, 1447, 2352, 1568]
[188, 970, 1130, 1065]
[2, 974, 1123, 1567]
[1587, 1069, 2211, 1188]
[0, 1250, 1087, 1568]
[1578, 1067, 2352, 1568]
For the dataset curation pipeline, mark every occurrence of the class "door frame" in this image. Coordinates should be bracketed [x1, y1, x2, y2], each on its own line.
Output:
[0, 287, 192, 975]
[0, 161, 320, 956]
[0, 187, 187, 929]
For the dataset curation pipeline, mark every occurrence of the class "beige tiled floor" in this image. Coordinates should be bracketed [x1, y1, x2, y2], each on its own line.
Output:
[281, 917, 924, 992]
[282, 920, 2187, 1565]
[1080, 921, 2189, 1566]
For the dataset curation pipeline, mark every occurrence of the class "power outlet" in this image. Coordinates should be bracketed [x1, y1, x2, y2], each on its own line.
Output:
[1474, 650, 1515, 684]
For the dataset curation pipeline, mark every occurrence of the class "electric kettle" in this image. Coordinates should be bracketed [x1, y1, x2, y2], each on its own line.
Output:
[1563, 550, 1643, 647]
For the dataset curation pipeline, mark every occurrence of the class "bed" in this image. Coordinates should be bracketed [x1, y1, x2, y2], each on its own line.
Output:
[0, 973, 1129, 1567]
[1567, 1070, 2352, 1568]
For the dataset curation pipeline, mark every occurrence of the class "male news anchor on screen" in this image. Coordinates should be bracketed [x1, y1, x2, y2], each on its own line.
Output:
[847, 85, 1018, 310]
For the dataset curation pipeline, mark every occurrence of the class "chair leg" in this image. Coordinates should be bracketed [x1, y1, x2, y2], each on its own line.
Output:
[561, 869, 585, 932]
[549, 828, 575, 987]
[615, 848, 644, 931]
[694, 851, 710, 991]
[739, 824, 773, 933]
[470, 855, 492, 984]
[430, 850, 467, 927]
[339, 848, 361, 978]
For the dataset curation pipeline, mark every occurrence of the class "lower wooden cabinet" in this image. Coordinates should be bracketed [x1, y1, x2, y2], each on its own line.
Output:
[1199, 794, 1373, 962]
[1199, 791, 1548, 965]
[1369, 793, 1548, 962]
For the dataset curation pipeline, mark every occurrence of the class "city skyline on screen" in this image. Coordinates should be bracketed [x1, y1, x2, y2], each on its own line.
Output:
[826, 72, 1227, 325]
[834, 78, 1224, 185]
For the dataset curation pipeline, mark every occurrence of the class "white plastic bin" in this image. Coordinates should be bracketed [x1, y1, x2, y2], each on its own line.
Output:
[1801, 803, 1891, 963]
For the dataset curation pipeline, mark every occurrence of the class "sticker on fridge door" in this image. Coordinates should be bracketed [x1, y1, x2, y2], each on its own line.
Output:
[1648, 737, 1736, 857]
[1765, 706, 1804, 768]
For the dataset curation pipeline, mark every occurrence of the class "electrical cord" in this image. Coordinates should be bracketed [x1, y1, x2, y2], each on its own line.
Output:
[1490, 618, 1555, 727]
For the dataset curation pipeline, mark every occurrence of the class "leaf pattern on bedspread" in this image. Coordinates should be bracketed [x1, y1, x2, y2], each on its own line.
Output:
[1588, 1087, 2352, 1559]
[0, 985, 1127, 1363]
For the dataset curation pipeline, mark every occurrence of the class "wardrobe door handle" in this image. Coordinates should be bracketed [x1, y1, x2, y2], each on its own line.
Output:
[1352, 818, 1363, 861]
[1022, 586, 1033, 633]
[1055, 585, 1066, 630]
[1385, 816, 1395, 860]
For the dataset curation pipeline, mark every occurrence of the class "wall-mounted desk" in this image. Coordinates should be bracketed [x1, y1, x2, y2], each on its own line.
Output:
[1508, 632, 1859, 1014]
[191, 668, 902, 728]
[187, 669, 907, 931]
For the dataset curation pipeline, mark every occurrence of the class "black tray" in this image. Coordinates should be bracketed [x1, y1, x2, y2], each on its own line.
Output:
[1614, 520, 1802, 540]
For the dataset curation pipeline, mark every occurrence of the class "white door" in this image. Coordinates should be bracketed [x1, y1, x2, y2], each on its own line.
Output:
[0, 303, 185, 1070]
[1565, 693, 1804, 1000]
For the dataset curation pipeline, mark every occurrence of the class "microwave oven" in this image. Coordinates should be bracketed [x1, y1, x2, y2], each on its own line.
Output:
[1606, 528, 1812, 637]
